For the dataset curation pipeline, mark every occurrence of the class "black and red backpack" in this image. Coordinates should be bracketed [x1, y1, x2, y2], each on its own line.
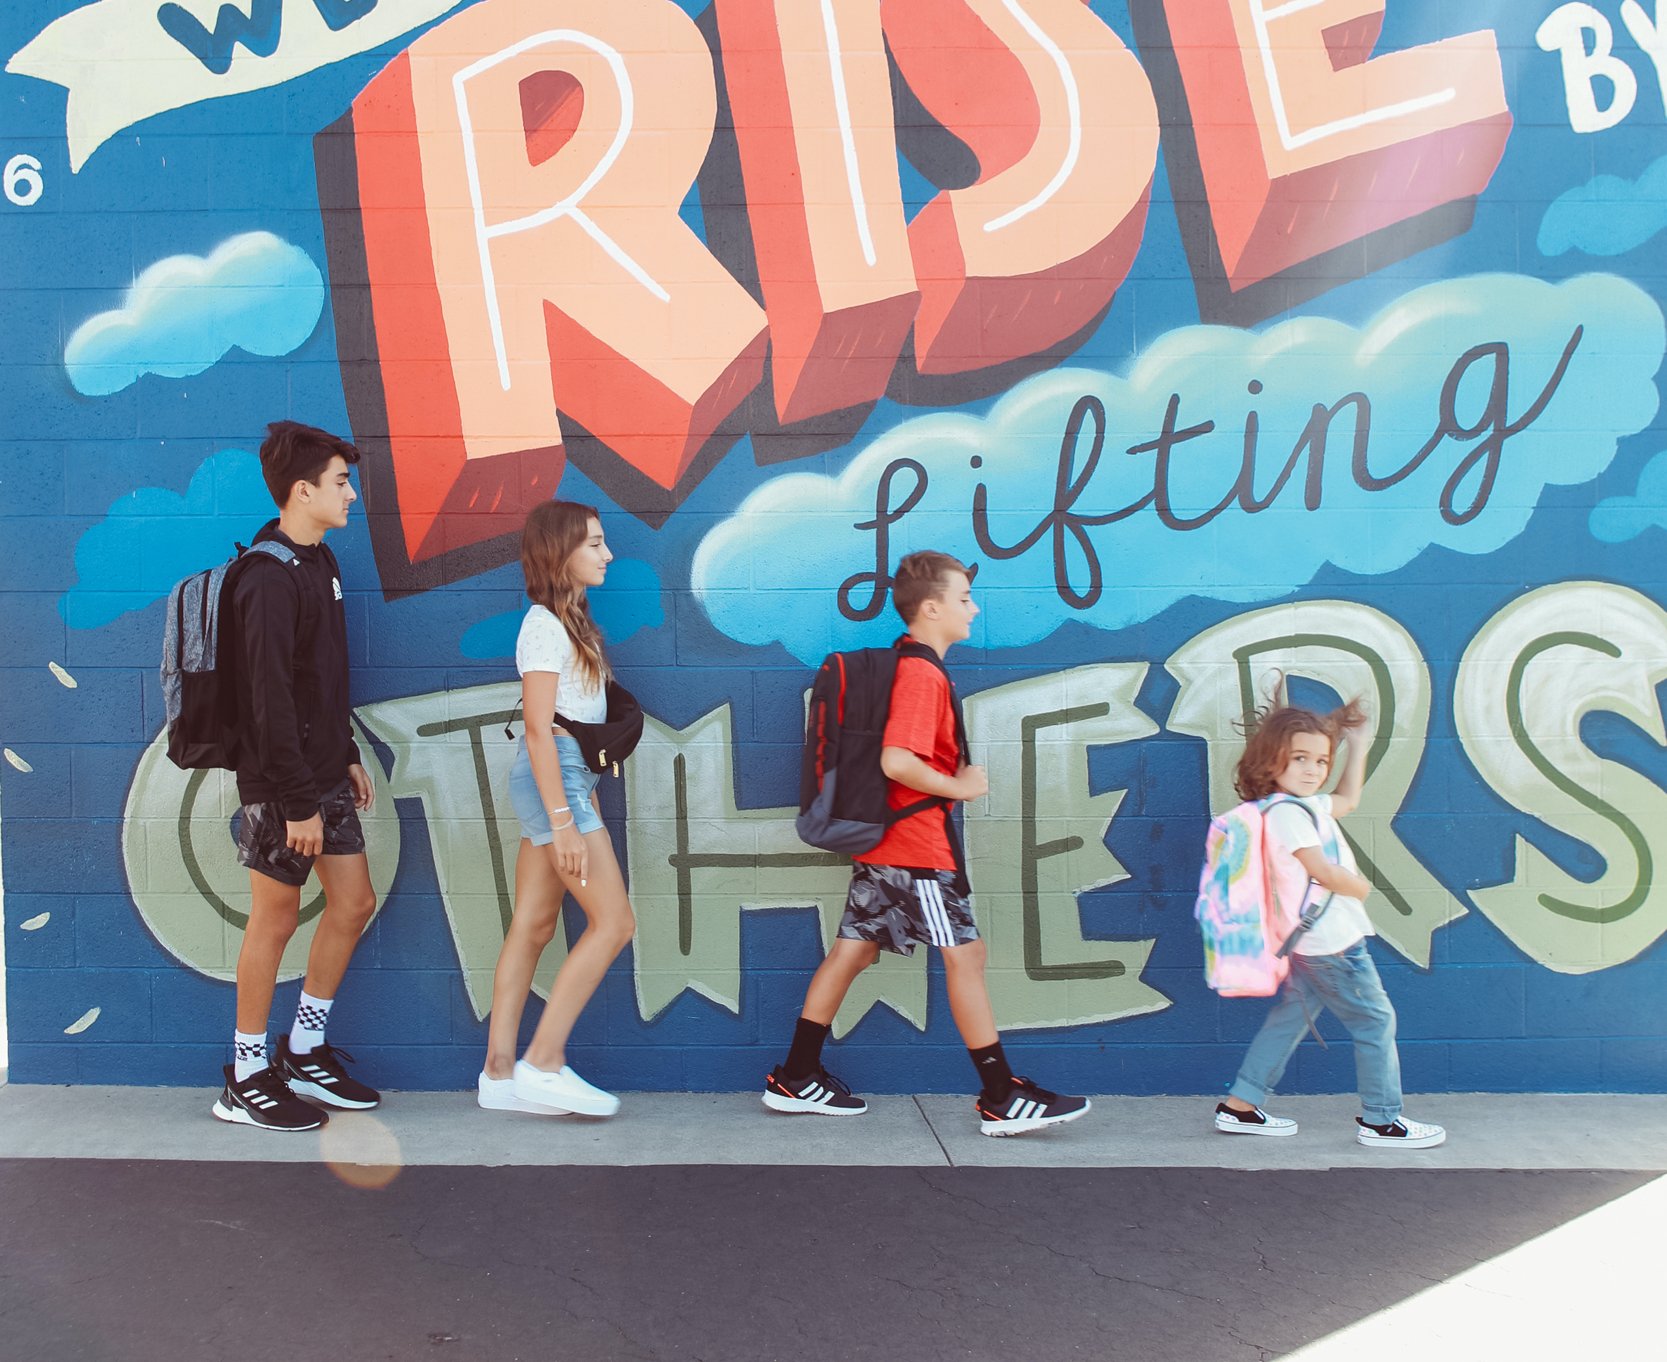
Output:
[796, 638, 968, 856]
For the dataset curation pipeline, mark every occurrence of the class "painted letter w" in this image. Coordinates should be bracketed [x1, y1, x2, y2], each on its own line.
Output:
[155, 0, 282, 75]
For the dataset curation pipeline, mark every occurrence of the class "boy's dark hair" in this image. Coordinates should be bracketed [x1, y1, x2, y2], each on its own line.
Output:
[259, 421, 360, 508]
[892, 550, 969, 624]
[1234, 697, 1367, 801]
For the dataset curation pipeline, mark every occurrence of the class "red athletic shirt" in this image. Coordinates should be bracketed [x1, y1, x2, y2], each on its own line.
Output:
[854, 653, 961, 871]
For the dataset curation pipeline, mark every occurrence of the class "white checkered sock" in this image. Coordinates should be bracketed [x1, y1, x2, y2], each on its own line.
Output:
[289, 991, 334, 1056]
[233, 1031, 267, 1081]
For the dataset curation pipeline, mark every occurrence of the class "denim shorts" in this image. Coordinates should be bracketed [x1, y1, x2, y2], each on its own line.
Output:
[509, 734, 603, 843]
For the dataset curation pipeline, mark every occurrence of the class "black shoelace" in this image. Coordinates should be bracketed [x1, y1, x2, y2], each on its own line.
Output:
[1010, 1076, 1059, 1105]
[813, 1068, 853, 1096]
[301, 1042, 356, 1072]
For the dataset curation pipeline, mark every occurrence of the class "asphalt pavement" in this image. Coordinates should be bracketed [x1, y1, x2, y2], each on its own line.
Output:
[1, 1085, 1662, 1361]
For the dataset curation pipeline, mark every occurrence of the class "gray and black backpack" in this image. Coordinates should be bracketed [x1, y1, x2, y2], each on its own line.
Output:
[795, 638, 968, 856]
[160, 539, 296, 770]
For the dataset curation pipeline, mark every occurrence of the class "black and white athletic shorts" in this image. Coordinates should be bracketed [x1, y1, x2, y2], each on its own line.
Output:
[236, 779, 366, 887]
[838, 862, 980, 957]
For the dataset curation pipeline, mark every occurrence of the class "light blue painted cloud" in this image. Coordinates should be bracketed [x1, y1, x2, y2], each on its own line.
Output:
[693, 273, 1665, 663]
[60, 449, 272, 629]
[64, 231, 324, 396]
[460, 560, 665, 658]
[1591, 450, 1667, 544]
[1539, 155, 1667, 258]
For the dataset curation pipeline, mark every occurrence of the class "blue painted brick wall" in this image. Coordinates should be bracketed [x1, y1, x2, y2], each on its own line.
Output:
[3, 1, 1665, 1095]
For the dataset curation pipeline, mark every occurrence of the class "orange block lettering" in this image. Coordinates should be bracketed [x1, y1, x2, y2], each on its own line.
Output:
[1164, 0, 1512, 292]
[715, 0, 918, 425]
[882, 0, 1159, 376]
[320, 0, 766, 583]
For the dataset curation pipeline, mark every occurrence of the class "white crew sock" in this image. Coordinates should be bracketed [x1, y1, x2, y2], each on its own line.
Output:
[289, 991, 334, 1055]
[233, 1031, 268, 1081]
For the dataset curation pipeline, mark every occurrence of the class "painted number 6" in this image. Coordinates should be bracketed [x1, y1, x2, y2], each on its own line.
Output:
[4, 153, 43, 207]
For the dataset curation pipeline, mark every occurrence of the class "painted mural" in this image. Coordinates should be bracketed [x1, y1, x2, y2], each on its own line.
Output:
[2, 0, 1665, 1093]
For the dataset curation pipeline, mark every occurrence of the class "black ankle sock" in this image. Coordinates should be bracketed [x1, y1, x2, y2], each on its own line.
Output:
[784, 1017, 831, 1079]
[969, 1042, 1014, 1100]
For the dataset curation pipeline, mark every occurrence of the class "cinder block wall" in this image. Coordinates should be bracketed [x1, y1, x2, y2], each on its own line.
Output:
[3, 1, 1665, 1092]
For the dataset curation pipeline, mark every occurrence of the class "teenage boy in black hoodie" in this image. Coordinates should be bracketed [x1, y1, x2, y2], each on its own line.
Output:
[211, 422, 380, 1131]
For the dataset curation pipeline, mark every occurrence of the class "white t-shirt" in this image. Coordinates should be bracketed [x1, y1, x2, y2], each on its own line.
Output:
[514, 604, 606, 724]
[1264, 794, 1375, 957]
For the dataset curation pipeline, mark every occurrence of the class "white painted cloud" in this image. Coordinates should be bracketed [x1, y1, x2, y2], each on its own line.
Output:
[64, 231, 324, 396]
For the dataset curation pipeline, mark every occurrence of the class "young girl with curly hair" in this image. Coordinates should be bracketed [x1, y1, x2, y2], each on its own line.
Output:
[1214, 695, 1446, 1149]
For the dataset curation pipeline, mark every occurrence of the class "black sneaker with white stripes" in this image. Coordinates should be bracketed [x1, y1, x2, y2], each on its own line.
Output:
[211, 1064, 327, 1132]
[762, 1065, 868, 1116]
[274, 1037, 381, 1110]
[975, 1076, 1090, 1136]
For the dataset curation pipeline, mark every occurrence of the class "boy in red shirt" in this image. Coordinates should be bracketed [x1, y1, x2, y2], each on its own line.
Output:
[763, 552, 1091, 1135]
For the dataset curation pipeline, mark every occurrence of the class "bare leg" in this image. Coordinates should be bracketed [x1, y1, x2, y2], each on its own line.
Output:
[801, 938, 881, 1026]
[940, 938, 998, 1049]
[235, 872, 302, 1035]
[484, 840, 566, 1080]
[521, 828, 635, 1073]
[302, 853, 378, 999]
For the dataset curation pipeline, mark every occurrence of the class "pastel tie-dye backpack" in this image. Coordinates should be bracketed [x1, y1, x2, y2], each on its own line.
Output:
[1193, 795, 1334, 997]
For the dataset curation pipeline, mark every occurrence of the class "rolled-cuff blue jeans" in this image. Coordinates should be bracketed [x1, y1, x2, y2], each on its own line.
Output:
[1227, 940, 1402, 1127]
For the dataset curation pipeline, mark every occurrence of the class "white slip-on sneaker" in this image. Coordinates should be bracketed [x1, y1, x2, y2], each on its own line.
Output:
[478, 1072, 570, 1114]
[1214, 1102, 1298, 1136]
[1356, 1115, 1446, 1149]
[512, 1059, 620, 1117]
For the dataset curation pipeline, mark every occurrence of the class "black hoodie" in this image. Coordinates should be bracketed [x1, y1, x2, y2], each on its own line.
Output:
[232, 519, 361, 821]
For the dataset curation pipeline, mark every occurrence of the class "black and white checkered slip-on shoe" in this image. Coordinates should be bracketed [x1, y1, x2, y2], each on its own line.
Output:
[274, 1037, 381, 1110]
[211, 1064, 327, 1132]
[975, 1077, 1091, 1136]
[762, 1065, 868, 1115]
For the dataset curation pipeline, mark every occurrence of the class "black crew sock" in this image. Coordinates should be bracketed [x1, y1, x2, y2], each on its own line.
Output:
[970, 1041, 1014, 1101]
[784, 1017, 831, 1079]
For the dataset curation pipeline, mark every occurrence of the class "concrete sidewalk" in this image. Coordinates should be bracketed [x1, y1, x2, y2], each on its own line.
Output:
[1, 1084, 1662, 1170]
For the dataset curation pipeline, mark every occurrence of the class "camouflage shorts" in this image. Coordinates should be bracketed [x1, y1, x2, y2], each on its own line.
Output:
[236, 779, 365, 887]
[838, 862, 979, 957]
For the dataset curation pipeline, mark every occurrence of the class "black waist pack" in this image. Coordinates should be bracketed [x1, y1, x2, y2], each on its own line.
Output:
[506, 679, 644, 775]
[558, 679, 644, 774]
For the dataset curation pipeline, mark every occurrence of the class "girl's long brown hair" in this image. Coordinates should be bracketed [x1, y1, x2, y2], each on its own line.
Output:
[521, 500, 609, 691]
[1234, 691, 1367, 802]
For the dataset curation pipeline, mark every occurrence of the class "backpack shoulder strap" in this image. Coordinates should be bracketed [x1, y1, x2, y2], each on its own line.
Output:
[889, 638, 971, 891]
[1259, 794, 1339, 957]
[1261, 793, 1337, 856]
[894, 638, 968, 764]
[242, 539, 297, 568]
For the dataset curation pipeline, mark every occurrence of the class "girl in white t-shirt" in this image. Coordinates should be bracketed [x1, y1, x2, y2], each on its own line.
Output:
[478, 500, 635, 1119]
[1214, 699, 1447, 1149]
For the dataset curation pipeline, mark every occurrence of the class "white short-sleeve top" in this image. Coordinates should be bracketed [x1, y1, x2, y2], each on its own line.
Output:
[515, 604, 606, 723]
[1264, 794, 1375, 956]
